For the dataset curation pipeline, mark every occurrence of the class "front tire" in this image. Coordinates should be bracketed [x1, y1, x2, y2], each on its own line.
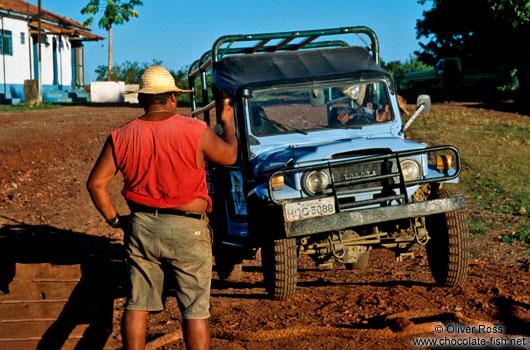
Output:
[426, 189, 470, 286]
[262, 238, 298, 300]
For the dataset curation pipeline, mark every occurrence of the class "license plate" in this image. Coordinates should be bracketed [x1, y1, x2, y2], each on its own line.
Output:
[283, 197, 336, 222]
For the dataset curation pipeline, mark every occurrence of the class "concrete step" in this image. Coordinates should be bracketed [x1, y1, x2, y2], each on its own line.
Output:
[68, 91, 89, 103]
[42, 88, 75, 103]
[0, 93, 21, 105]
[42, 91, 67, 98]
[44, 96, 73, 103]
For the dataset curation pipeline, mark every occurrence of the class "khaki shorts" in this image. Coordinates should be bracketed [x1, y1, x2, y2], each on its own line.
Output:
[124, 211, 212, 319]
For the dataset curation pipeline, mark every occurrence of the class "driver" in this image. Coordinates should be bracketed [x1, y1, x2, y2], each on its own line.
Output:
[330, 106, 375, 125]
[375, 103, 391, 122]
[332, 96, 391, 125]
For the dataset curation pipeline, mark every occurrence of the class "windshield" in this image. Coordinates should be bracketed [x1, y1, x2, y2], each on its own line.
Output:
[249, 81, 392, 136]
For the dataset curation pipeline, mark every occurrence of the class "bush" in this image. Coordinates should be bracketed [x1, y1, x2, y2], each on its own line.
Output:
[94, 60, 194, 103]
[381, 56, 433, 93]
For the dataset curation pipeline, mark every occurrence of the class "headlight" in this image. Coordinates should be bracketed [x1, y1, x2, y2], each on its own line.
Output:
[400, 159, 421, 182]
[303, 170, 329, 194]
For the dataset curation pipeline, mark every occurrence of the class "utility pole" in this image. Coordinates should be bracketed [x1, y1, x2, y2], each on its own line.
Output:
[27, 4, 32, 80]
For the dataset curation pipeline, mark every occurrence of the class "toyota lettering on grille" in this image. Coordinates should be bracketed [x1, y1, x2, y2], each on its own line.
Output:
[343, 170, 377, 180]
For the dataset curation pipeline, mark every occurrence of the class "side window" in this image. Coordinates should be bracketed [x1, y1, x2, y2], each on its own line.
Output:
[0, 30, 13, 56]
[20, 32, 25, 45]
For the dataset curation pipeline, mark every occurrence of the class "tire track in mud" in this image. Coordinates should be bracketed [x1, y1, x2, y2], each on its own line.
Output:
[145, 310, 496, 349]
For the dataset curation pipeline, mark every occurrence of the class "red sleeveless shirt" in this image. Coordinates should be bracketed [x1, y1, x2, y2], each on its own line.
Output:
[111, 114, 211, 211]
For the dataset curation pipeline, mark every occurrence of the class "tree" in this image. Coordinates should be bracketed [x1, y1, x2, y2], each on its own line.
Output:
[415, 0, 530, 109]
[81, 0, 143, 81]
[488, 0, 530, 28]
[93, 60, 195, 103]
[94, 60, 161, 83]
[382, 57, 433, 93]
[416, 0, 530, 64]
[416, 1, 510, 65]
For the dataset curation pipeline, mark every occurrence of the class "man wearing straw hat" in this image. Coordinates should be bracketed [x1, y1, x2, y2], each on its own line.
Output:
[87, 65, 237, 350]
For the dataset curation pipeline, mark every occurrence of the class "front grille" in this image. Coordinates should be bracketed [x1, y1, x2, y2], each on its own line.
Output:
[268, 145, 462, 212]
[331, 161, 394, 191]
[330, 158, 403, 210]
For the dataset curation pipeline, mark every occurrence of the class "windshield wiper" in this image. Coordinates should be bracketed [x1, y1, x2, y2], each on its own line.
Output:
[258, 116, 307, 135]
[317, 124, 362, 130]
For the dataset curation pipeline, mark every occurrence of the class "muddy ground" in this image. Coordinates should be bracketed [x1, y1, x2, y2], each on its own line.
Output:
[0, 103, 529, 349]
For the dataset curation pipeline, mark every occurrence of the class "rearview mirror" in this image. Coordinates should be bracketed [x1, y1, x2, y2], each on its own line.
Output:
[416, 94, 431, 114]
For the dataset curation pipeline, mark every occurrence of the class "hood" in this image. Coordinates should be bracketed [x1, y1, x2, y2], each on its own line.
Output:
[251, 136, 426, 174]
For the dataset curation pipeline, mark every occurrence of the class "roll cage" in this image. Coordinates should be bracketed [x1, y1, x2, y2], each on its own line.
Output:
[187, 26, 381, 125]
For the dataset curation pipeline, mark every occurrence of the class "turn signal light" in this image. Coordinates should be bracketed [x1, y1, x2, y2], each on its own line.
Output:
[271, 175, 284, 191]
[436, 155, 452, 170]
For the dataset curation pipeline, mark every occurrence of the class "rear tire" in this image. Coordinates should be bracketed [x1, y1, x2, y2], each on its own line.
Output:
[215, 245, 243, 281]
[426, 189, 470, 286]
[262, 238, 298, 300]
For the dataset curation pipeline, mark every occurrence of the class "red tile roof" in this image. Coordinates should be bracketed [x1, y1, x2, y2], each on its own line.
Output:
[0, 0, 104, 41]
[29, 21, 103, 41]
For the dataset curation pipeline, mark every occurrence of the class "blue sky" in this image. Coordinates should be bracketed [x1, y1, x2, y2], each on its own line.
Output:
[34, 0, 429, 83]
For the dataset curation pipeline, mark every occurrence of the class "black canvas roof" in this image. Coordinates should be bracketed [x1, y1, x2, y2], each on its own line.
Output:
[213, 46, 393, 96]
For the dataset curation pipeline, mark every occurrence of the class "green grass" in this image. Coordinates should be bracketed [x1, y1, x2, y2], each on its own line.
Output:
[502, 228, 530, 245]
[406, 105, 530, 245]
[0, 103, 63, 113]
[468, 216, 489, 237]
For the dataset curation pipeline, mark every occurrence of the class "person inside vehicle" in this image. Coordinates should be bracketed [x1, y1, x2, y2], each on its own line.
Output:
[331, 86, 392, 125]
[375, 97, 392, 122]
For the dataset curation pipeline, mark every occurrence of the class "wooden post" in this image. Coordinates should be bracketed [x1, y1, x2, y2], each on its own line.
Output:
[107, 26, 112, 81]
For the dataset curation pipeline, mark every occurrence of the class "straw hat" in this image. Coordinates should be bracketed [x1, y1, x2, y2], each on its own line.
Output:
[132, 65, 192, 94]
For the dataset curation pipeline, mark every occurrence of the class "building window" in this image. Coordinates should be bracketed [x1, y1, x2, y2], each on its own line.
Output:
[21, 32, 25, 45]
[41, 34, 49, 46]
[0, 30, 13, 55]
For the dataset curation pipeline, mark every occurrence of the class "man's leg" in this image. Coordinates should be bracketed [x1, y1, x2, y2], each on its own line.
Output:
[122, 309, 149, 350]
[183, 318, 210, 350]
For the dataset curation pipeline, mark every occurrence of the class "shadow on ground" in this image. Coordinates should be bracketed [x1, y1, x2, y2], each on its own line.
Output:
[0, 218, 127, 349]
[494, 296, 530, 337]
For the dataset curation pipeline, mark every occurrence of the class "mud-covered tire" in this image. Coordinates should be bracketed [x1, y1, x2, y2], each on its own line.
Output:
[345, 250, 370, 271]
[262, 238, 298, 300]
[426, 189, 470, 286]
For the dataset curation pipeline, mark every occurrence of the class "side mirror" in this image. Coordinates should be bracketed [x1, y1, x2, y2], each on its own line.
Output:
[309, 89, 325, 107]
[416, 94, 431, 114]
[399, 94, 432, 136]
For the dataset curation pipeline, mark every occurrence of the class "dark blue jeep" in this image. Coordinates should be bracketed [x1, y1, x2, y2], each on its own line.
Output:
[188, 26, 469, 300]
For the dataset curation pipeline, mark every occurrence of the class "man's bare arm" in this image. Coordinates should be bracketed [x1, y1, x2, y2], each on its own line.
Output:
[199, 99, 238, 165]
[86, 137, 119, 221]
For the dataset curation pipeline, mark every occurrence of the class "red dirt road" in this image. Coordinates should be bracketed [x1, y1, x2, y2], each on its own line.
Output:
[0, 104, 529, 349]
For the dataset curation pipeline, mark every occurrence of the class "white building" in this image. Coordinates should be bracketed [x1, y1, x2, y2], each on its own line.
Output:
[0, 0, 103, 104]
